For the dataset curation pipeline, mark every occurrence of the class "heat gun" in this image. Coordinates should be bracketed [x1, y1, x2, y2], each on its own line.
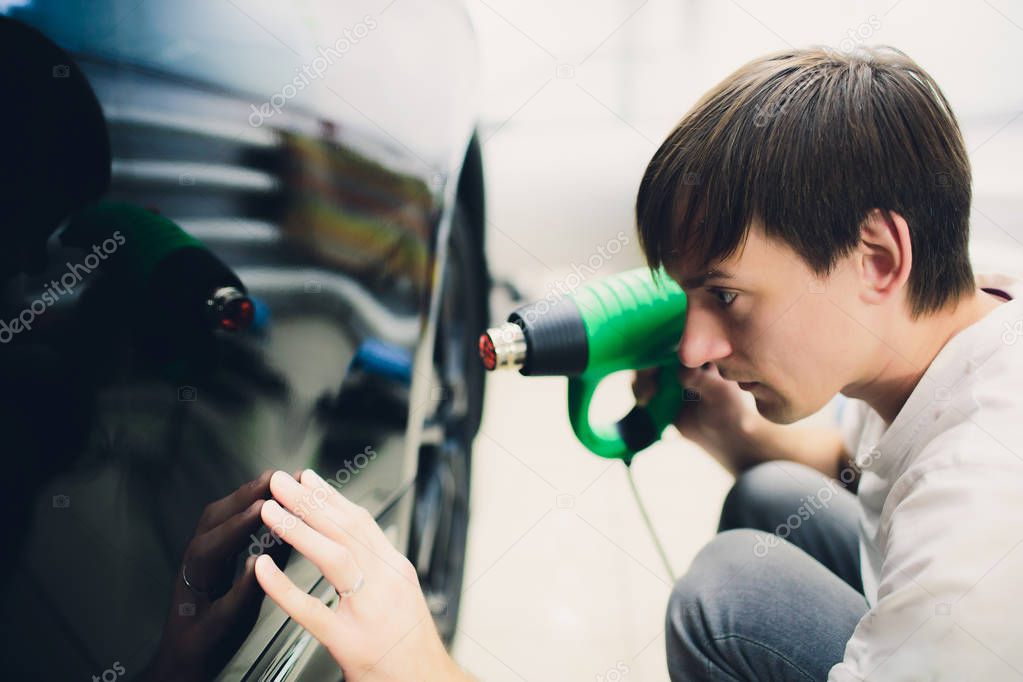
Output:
[479, 267, 689, 463]
[61, 201, 255, 334]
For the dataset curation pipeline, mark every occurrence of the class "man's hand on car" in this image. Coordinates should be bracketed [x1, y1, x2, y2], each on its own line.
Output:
[254, 470, 471, 682]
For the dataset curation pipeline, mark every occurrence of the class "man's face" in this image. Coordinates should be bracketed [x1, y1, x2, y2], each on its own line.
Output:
[667, 222, 872, 424]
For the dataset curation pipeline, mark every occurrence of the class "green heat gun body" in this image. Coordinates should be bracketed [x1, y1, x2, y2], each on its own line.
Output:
[480, 268, 688, 463]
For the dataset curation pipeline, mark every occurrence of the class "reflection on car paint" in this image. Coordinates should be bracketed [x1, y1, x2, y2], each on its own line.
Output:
[0, 1, 477, 678]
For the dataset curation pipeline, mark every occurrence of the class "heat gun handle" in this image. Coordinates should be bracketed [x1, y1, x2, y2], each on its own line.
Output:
[567, 364, 684, 462]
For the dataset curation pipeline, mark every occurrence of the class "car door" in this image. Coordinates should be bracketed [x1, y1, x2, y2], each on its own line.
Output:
[0, 1, 478, 679]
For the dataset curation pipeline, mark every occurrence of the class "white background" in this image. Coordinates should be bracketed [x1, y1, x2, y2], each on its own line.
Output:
[455, 2, 1023, 680]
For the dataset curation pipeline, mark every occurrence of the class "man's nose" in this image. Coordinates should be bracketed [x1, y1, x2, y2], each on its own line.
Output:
[677, 306, 732, 369]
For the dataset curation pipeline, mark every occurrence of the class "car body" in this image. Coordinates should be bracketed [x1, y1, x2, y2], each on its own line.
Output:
[0, 2, 487, 679]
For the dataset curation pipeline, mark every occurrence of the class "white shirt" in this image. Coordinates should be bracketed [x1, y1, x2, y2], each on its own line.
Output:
[830, 273, 1023, 681]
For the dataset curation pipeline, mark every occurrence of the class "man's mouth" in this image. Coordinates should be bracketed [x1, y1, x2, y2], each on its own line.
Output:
[719, 367, 761, 390]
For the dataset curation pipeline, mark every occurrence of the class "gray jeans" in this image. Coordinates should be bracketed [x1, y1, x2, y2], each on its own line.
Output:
[665, 461, 869, 681]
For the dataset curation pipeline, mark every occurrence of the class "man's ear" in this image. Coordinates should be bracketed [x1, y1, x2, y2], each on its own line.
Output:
[856, 209, 912, 307]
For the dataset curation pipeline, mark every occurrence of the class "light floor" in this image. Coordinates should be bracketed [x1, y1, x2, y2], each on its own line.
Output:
[450, 365, 734, 681]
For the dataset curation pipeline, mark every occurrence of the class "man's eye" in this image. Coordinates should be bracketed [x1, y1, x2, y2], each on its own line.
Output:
[709, 289, 737, 307]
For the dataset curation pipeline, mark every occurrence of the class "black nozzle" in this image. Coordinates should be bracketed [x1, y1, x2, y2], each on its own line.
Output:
[506, 298, 588, 376]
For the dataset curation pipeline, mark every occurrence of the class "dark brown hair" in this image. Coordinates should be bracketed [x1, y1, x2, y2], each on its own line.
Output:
[636, 45, 974, 318]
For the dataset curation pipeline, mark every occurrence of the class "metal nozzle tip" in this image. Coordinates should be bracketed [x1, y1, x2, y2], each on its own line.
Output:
[206, 286, 254, 332]
[479, 322, 527, 371]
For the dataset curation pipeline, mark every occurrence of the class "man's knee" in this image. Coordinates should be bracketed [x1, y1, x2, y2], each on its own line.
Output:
[667, 528, 764, 622]
[665, 529, 767, 681]
[718, 460, 820, 532]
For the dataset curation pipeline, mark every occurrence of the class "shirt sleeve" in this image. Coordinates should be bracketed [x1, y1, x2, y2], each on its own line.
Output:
[828, 451, 1023, 680]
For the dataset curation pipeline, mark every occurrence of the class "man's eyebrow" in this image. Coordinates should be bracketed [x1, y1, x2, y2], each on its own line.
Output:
[681, 269, 734, 290]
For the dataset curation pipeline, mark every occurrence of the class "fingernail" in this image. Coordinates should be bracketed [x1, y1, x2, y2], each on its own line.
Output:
[271, 470, 295, 488]
[304, 469, 328, 487]
[255, 554, 277, 574]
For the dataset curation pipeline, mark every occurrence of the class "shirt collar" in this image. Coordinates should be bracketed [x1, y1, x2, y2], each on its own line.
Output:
[860, 291, 1023, 473]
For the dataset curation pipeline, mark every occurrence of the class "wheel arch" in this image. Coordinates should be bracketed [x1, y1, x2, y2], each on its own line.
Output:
[454, 130, 490, 322]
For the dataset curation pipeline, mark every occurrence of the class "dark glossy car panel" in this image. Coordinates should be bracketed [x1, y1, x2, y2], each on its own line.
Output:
[0, 2, 485, 680]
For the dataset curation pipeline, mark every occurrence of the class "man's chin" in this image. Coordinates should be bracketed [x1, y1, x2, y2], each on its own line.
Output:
[753, 392, 800, 425]
[759, 392, 830, 425]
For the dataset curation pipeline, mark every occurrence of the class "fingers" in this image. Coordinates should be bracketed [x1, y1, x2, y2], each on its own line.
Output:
[206, 555, 263, 643]
[212, 555, 258, 615]
[269, 470, 340, 519]
[260, 499, 365, 595]
[632, 367, 660, 406]
[185, 499, 265, 593]
[196, 470, 274, 534]
[299, 469, 363, 516]
[269, 470, 420, 592]
[196, 499, 264, 559]
[254, 555, 338, 647]
[298, 470, 400, 560]
[268, 471, 387, 561]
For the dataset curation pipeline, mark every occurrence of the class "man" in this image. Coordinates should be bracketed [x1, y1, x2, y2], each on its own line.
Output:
[633, 44, 1022, 681]
[251, 45, 1023, 681]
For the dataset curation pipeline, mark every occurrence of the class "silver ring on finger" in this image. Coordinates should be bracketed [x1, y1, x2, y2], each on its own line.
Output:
[181, 563, 209, 596]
